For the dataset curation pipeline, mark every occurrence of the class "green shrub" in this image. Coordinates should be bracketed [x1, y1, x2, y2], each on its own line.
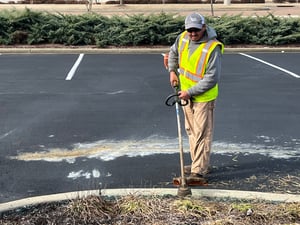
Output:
[0, 9, 299, 47]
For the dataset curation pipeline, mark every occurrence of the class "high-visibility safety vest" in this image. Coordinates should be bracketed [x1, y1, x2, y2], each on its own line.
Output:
[178, 31, 224, 102]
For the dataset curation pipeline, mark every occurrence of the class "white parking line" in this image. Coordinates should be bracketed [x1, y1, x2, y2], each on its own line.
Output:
[0, 129, 16, 140]
[239, 53, 300, 79]
[65, 53, 84, 81]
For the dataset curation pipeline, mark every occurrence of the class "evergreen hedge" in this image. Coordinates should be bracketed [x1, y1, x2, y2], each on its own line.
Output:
[0, 8, 299, 47]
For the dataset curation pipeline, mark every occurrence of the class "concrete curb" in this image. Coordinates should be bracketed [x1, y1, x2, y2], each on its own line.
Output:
[1, 47, 300, 54]
[0, 188, 299, 213]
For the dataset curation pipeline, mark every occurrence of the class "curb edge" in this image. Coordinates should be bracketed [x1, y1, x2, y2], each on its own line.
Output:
[1, 188, 299, 214]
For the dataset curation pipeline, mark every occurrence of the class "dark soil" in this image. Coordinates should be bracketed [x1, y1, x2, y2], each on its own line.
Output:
[0, 195, 299, 225]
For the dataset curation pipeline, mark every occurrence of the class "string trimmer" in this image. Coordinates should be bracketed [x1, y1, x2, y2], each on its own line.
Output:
[165, 85, 191, 197]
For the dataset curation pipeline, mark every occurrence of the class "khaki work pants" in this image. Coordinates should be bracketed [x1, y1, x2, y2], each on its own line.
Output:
[182, 100, 215, 175]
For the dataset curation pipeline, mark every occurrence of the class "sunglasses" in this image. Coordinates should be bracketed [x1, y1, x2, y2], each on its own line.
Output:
[187, 28, 201, 33]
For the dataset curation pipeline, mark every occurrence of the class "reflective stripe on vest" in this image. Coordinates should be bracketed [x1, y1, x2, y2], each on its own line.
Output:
[177, 31, 224, 102]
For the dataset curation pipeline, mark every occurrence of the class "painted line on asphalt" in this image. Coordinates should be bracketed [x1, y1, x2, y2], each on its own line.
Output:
[239, 53, 300, 79]
[0, 129, 16, 140]
[65, 53, 84, 81]
[9, 137, 300, 163]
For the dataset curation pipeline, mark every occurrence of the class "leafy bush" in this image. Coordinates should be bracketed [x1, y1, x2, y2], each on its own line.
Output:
[0, 9, 299, 47]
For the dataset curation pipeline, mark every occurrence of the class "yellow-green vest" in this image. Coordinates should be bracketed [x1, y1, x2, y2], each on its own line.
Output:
[178, 31, 224, 102]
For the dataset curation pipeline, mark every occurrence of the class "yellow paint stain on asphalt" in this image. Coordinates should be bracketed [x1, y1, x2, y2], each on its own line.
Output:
[9, 138, 184, 162]
[10, 146, 109, 162]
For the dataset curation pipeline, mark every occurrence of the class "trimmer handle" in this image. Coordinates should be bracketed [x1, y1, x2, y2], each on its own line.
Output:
[165, 86, 189, 107]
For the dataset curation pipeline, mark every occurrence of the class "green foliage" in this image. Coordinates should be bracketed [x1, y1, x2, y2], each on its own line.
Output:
[230, 202, 253, 212]
[174, 199, 207, 212]
[0, 9, 299, 47]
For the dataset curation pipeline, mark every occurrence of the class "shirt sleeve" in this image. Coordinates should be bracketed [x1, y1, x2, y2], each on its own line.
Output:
[168, 35, 180, 73]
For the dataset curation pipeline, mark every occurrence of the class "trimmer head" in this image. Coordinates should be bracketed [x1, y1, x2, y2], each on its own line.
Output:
[177, 186, 192, 197]
[173, 177, 208, 187]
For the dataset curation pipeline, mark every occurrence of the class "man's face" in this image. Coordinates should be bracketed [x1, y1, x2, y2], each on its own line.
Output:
[187, 26, 206, 42]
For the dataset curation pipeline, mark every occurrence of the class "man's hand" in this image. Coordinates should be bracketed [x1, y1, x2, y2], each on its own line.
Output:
[170, 71, 179, 87]
[178, 91, 190, 100]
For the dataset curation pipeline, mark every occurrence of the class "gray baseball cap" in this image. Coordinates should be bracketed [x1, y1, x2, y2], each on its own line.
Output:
[185, 13, 205, 30]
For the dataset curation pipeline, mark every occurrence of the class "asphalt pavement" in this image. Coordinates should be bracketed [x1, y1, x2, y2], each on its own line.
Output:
[0, 52, 299, 204]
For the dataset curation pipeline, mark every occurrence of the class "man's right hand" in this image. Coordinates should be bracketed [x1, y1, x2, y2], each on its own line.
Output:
[170, 71, 179, 87]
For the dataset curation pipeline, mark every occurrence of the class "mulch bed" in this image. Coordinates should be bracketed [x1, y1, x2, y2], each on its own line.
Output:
[0, 194, 299, 225]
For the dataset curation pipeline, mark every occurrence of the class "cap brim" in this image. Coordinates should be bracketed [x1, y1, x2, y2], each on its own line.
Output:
[185, 23, 203, 30]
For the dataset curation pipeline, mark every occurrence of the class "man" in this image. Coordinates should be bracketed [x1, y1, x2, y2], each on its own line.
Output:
[167, 12, 224, 181]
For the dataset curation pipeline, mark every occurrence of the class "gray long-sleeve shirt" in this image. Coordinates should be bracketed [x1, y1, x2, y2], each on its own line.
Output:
[168, 26, 222, 97]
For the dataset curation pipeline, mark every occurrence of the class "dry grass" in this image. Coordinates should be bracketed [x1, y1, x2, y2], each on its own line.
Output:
[0, 194, 299, 225]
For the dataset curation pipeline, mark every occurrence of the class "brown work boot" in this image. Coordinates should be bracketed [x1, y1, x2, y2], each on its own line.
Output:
[184, 165, 212, 175]
[184, 165, 191, 175]
[189, 173, 203, 178]
[187, 173, 207, 183]
[202, 167, 211, 176]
